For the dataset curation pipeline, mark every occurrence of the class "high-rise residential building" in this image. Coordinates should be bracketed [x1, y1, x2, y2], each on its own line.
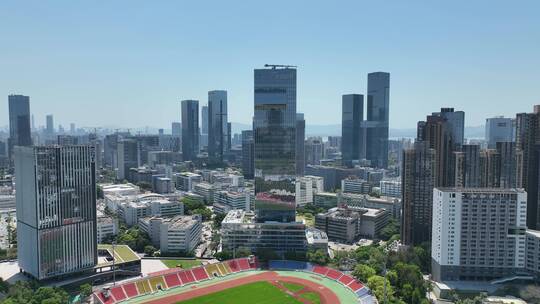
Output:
[181, 99, 199, 161]
[479, 149, 500, 188]
[171, 122, 181, 138]
[15, 145, 97, 280]
[8, 94, 32, 162]
[401, 141, 436, 246]
[365, 72, 390, 168]
[305, 137, 324, 166]
[46, 114, 54, 135]
[431, 188, 527, 281]
[516, 106, 540, 230]
[497, 142, 519, 188]
[486, 116, 514, 149]
[70, 123, 75, 134]
[296, 113, 305, 175]
[454, 144, 480, 187]
[433, 108, 465, 147]
[241, 130, 254, 179]
[253, 65, 297, 223]
[117, 139, 139, 180]
[341, 94, 364, 167]
[208, 91, 228, 162]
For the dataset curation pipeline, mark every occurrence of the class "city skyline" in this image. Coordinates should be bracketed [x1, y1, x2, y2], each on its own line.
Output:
[1, 1, 539, 129]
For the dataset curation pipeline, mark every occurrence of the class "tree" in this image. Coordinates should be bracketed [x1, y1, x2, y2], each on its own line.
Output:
[214, 250, 232, 261]
[144, 245, 157, 256]
[367, 275, 396, 303]
[379, 218, 399, 241]
[191, 208, 212, 221]
[212, 213, 226, 229]
[352, 264, 376, 282]
[80, 283, 93, 298]
[136, 181, 152, 191]
[96, 185, 104, 199]
[307, 249, 329, 265]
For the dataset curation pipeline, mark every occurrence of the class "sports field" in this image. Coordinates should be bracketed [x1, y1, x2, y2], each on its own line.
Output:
[176, 281, 301, 304]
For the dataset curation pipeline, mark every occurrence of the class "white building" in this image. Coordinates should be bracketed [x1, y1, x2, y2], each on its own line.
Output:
[139, 215, 202, 254]
[341, 177, 372, 194]
[123, 197, 184, 226]
[97, 215, 118, 243]
[295, 176, 324, 206]
[173, 172, 202, 192]
[379, 180, 401, 198]
[432, 188, 527, 282]
[213, 190, 251, 214]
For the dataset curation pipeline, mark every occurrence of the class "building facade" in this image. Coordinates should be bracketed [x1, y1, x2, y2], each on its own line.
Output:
[8, 95, 32, 162]
[181, 99, 200, 161]
[16, 146, 97, 280]
[208, 90, 228, 163]
[341, 94, 364, 167]
[486, 116, 514, 149]
[365, 72, 390, 168]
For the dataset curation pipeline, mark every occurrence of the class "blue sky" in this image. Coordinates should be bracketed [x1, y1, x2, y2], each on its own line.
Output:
[1, 1, 539, 130]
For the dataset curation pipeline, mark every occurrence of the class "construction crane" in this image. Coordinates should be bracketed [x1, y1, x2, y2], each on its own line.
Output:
[264, 64, 297, 69]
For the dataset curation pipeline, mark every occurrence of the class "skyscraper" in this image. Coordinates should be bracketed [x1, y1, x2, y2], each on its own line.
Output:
[201, 105, 209, 135]
[486, 116, 514, 149]
[15, 145, 97, 280]
[8, 94, 32, 162]
[241, 130, 254, 179]
[46, 114, 54, 135]
[401, 141, 436, 246]
[516, 106, 540, 229]
[341, 94, 364, 167]
[208, 91, 228, 162]
[254, 65, 297, 223]
[434, 108, 465, 147]
[117, 139, 139, 180]
[365, 72, 390, 168]
[296, 113, 305, 175]
[181, 100, 199, 161]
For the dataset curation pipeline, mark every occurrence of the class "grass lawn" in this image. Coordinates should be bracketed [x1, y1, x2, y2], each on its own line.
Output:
[300, 292, 321, 304]
[161, 259, 202, 269]
[176, 281, 302, 304]
[281, 282, 305, 293]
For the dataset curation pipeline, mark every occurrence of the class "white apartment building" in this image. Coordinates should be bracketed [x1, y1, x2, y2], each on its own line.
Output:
[139, 215, 202, 254]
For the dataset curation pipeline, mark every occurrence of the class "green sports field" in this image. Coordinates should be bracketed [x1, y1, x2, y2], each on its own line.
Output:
[176, 281, 301, 304]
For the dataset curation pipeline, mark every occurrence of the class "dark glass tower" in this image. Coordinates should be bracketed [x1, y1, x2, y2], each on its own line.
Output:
[341, 94, 364, 167]
[241, 130, 254, 179]
[365, 72, 390, 168]
[253, 66, 296, 223]
[296, 113, 305, 176]
[208, 90, 228, 163]
[8, 94, 32, 162]
[181, 100, 200, 161]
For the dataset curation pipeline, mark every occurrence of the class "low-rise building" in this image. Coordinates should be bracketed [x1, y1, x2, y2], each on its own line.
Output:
[340, 192, 401, 219]
[123, 196, 183, 226]
[221, 210, 307, 255]
[341, 177, 372, 195]
[305, 227, 328, 251]
[139, 215, 202, 254]
[526, 229, 540, 279]
[213, 190, 251, 214]
[173, 172, 202, 192]
[193, 182, 216, 204]
[97, 215, 118, 243]
[314, 192, 338, 209]
[380, 180, 401, 198]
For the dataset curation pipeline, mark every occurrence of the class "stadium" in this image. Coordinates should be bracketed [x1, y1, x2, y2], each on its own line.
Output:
[94, 257, 376, 304]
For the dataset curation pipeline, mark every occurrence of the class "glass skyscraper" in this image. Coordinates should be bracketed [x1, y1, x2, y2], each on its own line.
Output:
[253, 66, 297, 223]
[8, 94, 32, 162]
[16, 145, 97, 280]
[341, 94, 364, 168]
[181, 99, 199, 161]
[365, 72, 390, 168]
[208, 90, 228, 163]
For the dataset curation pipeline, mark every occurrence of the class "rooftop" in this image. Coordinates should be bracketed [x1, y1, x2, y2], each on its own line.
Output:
[97, 244, 140, 265]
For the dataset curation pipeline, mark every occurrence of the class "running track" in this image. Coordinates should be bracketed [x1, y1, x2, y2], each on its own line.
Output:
[142, 271, 340, 304]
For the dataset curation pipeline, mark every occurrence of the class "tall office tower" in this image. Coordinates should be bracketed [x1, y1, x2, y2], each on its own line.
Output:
[486, 116, 514, 149]
[8, 95, 32, 162]
[431, 188, 527, 282]
[201, 105, 209, 135]
[103, 134, 119, 168]
[365, 72, 390, 168]
[454, 145, 480, 187]
[305, 137, 324, 166]
[181, 100, 199, 161]
[479, 149, 501, 187]
[401, 142, 436, 246]
[241, 130, 254, 179]
[15, 145, 97, 280]
[227, 122, 232, 153]
[46, 114, 54, 135]
[208, 91, 228, 162]
[433, 108, 465, 147]
[296, 113, 306, 175]
[171, 122, 181, 137]
[117, 139, 139, 180]
[254, 65, 297, 223]
[497, 142, 518, 188]
[341, 94, 364, 167]
[516, 106, 540, 230]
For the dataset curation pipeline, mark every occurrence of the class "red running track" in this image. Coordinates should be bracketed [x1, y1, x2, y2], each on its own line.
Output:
[143, 271, 341, 304]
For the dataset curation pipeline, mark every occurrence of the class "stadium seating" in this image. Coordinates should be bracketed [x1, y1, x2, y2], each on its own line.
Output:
[191, 267, 209, 281]
[136, 279, 152, 295]
[123, 283, 139, 298]
[164, 273, 182, 288]
[238, 258, 251, 270]
[97, 292, 115, 304]
[347, 280, 364, 292]
[148, 276, 166, 291]
[338, 274, 354, 286]
[227, 259, 240, 272]
[325, 268, 343, 280]
[178, 270, 195, 284]
[205, 264, 221, 277]
[110, 286, 127, 302]
[312, 265, 329, 276]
